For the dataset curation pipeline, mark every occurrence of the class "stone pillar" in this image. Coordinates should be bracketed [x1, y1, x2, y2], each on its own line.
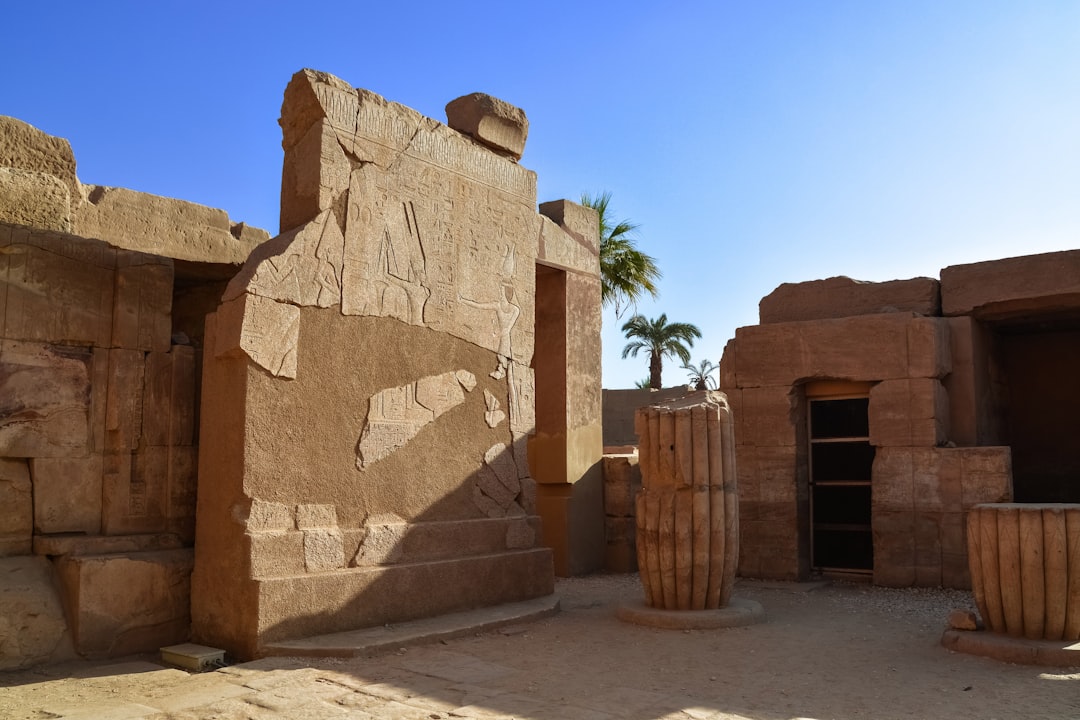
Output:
[967, 503, 1080, 641]
[531, 200, 605, 576]
[634, 392, 739, 610]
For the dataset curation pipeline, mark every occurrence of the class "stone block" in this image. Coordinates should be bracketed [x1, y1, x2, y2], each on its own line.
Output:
[141, 347, 197, 447]
[941, 249, 1080, 318]
[0, 340, 91, 457]
[101, 447, 167, 535]
[872, 510, 915, 586]
[913, 511, 943, 577]
[30, 454, 103, 535]
[104, 348, 145, 452]
[536, 215, 600, 276]
[73, 185, 263, 264]
[296, 504, 338, 529]
[871, 447, 914, 511]
[445, 92, 529, 160]
[0, 458, 32, 556]
[111, 255, 172, 352]
[55, 549, 193, 657]
[0, 167, 71, 231]
[248, 531, 306, 578]
[759, 275, 941, 324]
[604, 517, 638, 573]
[0, 116, 81, 205]
[869, 378, 949, 448]
[733, 314, 916, 388]
[602, 454, 640, 518]
[907, 317, 951, 379]
[279, 119, 351, 233]
[214, 292, 300, 379]
[0, 556, 75, 669]
[167, 445, 198, 542]
[0, 227, 115, 346]
[33, 532, 184, 557]
[960, 447, 1013, 505]
[538, 200, 600, 256]
[245, 500, 295, 532]
[740, 445, 799, 504]
[739, 385, 797, 447]
[303, 528, 345, 572]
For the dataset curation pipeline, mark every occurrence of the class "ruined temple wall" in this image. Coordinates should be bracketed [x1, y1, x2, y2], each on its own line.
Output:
[192, 70, 588, 656]
[0, 117, 267, 667]
[724, 284, 1012, 588]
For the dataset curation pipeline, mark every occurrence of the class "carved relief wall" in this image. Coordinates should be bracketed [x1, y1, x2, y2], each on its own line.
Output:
[193, 70, 584, 658]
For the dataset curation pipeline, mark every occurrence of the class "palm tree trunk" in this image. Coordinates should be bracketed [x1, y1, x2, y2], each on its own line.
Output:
[650, 353, 662, 389]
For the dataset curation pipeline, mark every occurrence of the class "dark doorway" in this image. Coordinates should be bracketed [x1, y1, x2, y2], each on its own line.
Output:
[998, 325, 1080, 503]
[808, 394, 874, 574]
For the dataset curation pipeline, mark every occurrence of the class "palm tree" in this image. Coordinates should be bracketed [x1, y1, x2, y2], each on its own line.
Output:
[621, 313, 702, 390]
[634, 377, 652, 389]
[681, 358, 719, 391]
[580, 191, 661, 318]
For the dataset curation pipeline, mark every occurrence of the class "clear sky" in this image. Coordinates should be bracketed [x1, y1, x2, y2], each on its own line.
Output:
[5, 2, 1079, 389]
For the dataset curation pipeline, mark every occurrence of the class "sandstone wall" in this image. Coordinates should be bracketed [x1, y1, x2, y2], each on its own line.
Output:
[0, 118, 267, 667]
[724, 280, 1016, 588]
[193, 70, 600, 658]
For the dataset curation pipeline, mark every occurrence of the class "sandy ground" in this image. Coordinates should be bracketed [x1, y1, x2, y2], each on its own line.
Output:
[1, 574, 1078, 719]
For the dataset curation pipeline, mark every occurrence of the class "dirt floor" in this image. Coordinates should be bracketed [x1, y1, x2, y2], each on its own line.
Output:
[1, 574, 1078, 719]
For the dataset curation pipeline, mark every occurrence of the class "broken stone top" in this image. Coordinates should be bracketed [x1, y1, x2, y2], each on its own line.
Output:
[445, 93, 529, 161]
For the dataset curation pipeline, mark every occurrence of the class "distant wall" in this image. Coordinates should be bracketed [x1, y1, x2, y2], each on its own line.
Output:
[602, 387, 692, 449]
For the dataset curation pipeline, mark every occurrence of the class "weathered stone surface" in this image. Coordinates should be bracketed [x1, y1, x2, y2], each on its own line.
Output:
[214, 293, 300, 379]
[0, 167, 71, 231]
[302, 528, 345, 573]
[352, 518, 407, 567]
[536, 215, 601, 276]
[474, 443, 523, 517]
[357, 370, 474, 469]
[101, 446, 168, 535]
[759, 276, 941, 324]
[0, 556, 75, 669]
[223, 208, 343, 309]
[0, 116, 80, 207]
[296, 503, 337, 529]
[141, 346, 197, 447]
[30, 454, 103, 535]
[445, 93, 529, 161]
[104, 348, 145, 451]
[244, 500, 295, 533]
[32, 532, 184, 557]
[0, 225, 116, 346]
[733, 313, 948, 388]
[602, 454, 641, 519]
[0, 458, 31, 556]
[941, 249, 1080, 318]
[73, 185, 265, 264]
[868, 378, 949, 447]
[483, 388, 506, 428]
[54, 549, 193, 657]
[0, 341, 91, 458]
[111, 254, 172, 353]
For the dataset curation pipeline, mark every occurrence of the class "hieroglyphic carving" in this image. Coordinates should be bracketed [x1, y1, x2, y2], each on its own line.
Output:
[223, 208, 344, 309]
[214, 294, 300, 379]
[356, 370, 475, 469]
[457, 245, 520, 379]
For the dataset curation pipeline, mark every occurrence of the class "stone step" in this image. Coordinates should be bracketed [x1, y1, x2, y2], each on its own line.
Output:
[260, 592, 559, 658]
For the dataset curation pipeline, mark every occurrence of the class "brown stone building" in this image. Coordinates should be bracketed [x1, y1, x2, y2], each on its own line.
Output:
[722, 260, 1080, 587]
[0, 69, 603, 667]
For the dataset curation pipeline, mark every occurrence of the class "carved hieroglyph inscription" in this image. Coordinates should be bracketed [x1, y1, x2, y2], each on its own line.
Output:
[483, 389, 505, 428]
[356, 370, 476, 470]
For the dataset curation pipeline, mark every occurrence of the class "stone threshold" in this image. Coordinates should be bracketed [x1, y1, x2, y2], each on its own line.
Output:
[259, 593, 560, 659]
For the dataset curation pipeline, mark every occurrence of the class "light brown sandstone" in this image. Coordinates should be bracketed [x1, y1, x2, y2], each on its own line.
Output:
[0, 556, 75, 670]
[0, 167, 71, 231]
[0, 459, 32, 556]
[0, 341, 91, 458]
[445, 93, 529, 161]
[759, 275, 940, 324]
[0, 116, 81, 207]
[941, 250, 1080, 318]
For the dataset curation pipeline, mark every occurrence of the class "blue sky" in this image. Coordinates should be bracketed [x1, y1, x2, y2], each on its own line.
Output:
[6, 2, 1080, 388]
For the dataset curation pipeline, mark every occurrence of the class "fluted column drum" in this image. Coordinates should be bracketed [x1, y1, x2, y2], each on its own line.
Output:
[633, 392, 738, 610]
[967, 503, 1080, 641]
